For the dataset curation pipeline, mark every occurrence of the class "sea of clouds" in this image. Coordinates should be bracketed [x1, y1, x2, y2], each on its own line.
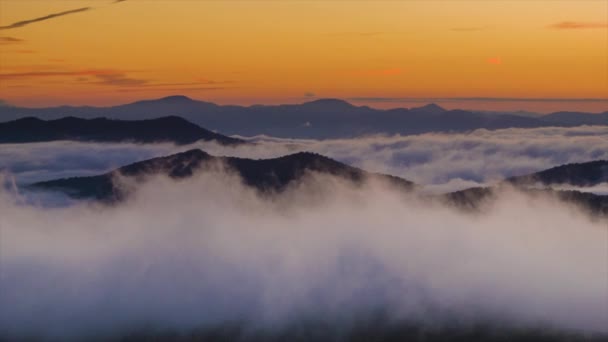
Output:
[1, 171, 607, 339]
[1, 126, 607, 339]
[3, 126, 608, 194]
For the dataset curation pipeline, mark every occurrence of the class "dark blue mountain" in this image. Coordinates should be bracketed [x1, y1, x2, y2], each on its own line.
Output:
[30, 149, 414, 201]
[506, 160, 608, 187]
[0, 115, 244, 145]
[2, 96, 606, 138]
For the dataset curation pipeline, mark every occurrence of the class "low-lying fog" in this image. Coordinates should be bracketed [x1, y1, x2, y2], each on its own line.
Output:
[0, 170, 607, 339]
[1, 126, 607, 339]
[3, 126, 608, 194]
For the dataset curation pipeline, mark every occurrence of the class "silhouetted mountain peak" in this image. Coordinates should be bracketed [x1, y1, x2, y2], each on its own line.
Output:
[0, 116, 244, 145]
[129, 95, 214, 107]
[31, 150, 414, 201]
[12, 116, 44, 124]
[278, 151, 325, 160]
[157, 95, 195, 103]
[302, 98, 355, 110]
[507, 160, 608, 187]
[174, 148, 210, 159]
[412, 103, 446, 114]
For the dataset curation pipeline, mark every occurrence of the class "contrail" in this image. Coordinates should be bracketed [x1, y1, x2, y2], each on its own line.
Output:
[0, 7, 91, 30]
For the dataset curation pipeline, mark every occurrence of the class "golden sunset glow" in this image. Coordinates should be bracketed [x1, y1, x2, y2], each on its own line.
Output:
[0, 0, 607, 112]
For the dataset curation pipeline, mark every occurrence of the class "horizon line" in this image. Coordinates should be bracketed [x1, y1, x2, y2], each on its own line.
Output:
[2, 95, 607, 113]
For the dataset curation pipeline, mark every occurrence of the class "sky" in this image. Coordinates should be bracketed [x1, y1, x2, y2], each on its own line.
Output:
[0, 0, 607, 112]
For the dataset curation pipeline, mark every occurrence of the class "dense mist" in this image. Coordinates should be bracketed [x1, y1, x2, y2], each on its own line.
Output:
[1, 168, 606, 340]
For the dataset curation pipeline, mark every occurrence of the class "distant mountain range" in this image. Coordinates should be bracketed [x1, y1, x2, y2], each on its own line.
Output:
[30, 149, 415, 201]
[2, 95, 607, 139]
[28, 149, 608, 215]
[0, 115, 244, 145]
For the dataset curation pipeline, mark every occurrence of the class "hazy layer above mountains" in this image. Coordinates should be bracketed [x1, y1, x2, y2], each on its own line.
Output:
[1, 95, 607, 139]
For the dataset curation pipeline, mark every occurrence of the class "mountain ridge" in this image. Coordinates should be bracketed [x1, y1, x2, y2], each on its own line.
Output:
[506, 160, 608, 187]
[445, 160, 608, 215]
[30, 149, 415, 201]
[2, 96, 606, 139]
[28, 151, 608, 216]
[0, 115, 244, 145]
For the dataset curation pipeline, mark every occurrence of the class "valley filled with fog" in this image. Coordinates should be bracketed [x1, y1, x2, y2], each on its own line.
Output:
[4, 126, 608, 193]
[1, 127, 607, 340]
[2, 0, 607, 339]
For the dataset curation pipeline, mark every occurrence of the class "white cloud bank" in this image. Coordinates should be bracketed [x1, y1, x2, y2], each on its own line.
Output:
[0, 171, 606, 339]
[2, 126, 608, 194]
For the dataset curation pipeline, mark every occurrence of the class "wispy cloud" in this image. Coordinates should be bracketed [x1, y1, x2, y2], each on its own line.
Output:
[0, 7, 91, 31]
[0, 69, 123, 80]
[549, 21, 608, 29]
[13, 50, 36, 54]
[0, 67, 236, 93]
[0, 0, 125, 31]
[0, 36, 23, 44]
[93, 73, 149, 87]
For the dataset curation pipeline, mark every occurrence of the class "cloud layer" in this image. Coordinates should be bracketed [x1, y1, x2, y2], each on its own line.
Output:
[0, 7, 91, 30]
[3, 126, 608, 195]
[549, 22, 608, 30]
[1, 169, 607, 339]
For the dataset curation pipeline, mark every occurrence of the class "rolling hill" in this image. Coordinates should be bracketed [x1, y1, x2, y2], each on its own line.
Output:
[0, 115, 244, 145]
[30, 149, 415, 201]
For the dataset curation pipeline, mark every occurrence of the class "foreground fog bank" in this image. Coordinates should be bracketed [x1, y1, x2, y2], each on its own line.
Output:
[1, 171, 606, 340]
[3, 126, 608, 193]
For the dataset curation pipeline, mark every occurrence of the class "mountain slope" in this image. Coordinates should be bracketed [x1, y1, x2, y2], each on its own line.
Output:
[443, 186, 608, 216]
[30, 149, 415, 201]
[443, 160, 608, 215]
[541, 111, 608, 126]
[506, 160, 608, 187]
[0, 116, 244, 145]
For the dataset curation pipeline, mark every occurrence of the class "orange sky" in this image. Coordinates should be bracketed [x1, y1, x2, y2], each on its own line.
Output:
[0, 0, 607, 112]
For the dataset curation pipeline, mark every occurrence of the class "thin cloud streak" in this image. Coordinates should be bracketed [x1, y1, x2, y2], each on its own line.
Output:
[93, 73, 149, 87]
[0, 69, 126, 80]
[0, 7, 91, 30]
[0, 36, 24, 44]
[0, 0, 124, 31]
[549, 21, 608, 29]
[0, 69, 235, 91]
